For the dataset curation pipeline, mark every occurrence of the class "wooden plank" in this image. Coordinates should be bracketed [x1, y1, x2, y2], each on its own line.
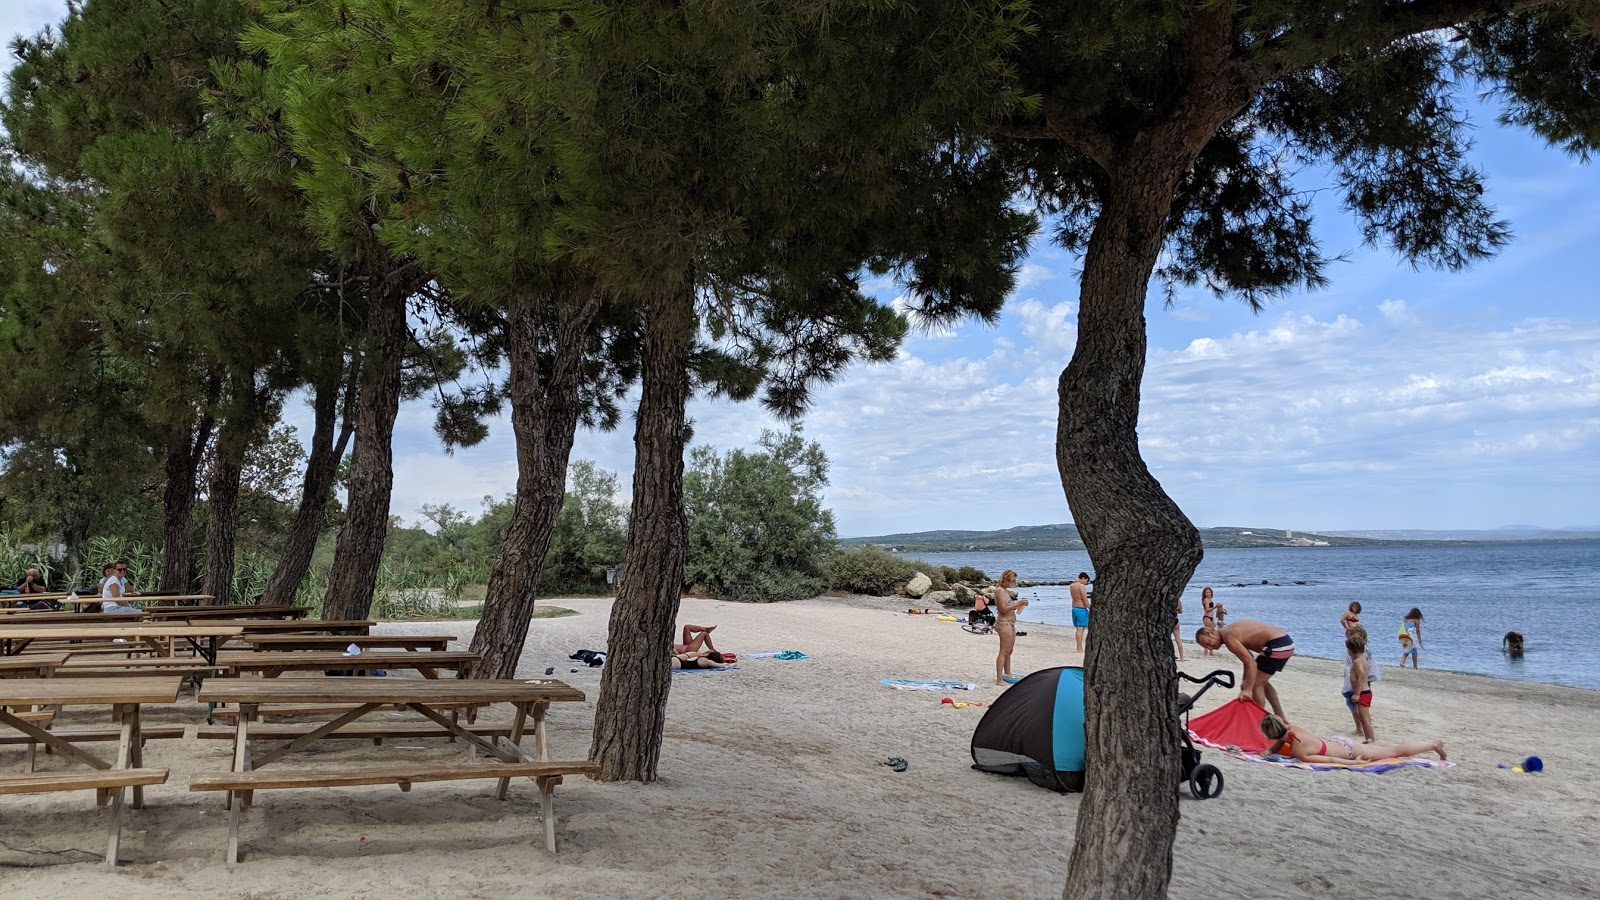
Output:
[0, 652, 69, 674]
[0, 624, 243, 640]
[202, 619, 374, 634]
[0, 768, 169, 795]
[0, 725, 185, 745]
[209, 702, 486, 720]
[251, 703, 381, 768]
[0, 709, 114, 770]
[194, 723, 515, 740]
[216, 650, 479, 674]
[188, 760, 599, 791]
[239, 635, 456, 651]
[199, 677, 584, 706]
[0, 676, 183, 706]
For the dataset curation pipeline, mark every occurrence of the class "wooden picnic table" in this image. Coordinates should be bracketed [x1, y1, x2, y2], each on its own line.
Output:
[215, 649, 479, 679]
[0, 623, 243, 665]
[0, 653, 69, 678]
[208, 619, 374, 635]
[146, 604, 308, 620]
[237, 634, 457, 652]
[0, 676, 182, 808]
[51, 593, 217, 607]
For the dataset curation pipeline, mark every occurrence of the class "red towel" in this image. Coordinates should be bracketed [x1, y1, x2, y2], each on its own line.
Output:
[1187, 697, 1273, 753]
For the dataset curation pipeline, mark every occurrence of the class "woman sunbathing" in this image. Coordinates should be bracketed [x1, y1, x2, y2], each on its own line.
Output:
[1260, 714, 1446, 764]
[671, 650, 732, 670]
[673, 624, 718, 654]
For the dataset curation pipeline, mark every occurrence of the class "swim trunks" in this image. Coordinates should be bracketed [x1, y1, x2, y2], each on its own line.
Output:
[1254, 633, 1295, 675]
[1071, 607, 1089, 628]
[1357, 690, 1373, 708]
[1343, 691, 1359, 712]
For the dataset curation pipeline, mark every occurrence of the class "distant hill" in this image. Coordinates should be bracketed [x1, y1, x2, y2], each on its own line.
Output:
[840, 523, 1387, 552]
[1322, 528, 1600, 542]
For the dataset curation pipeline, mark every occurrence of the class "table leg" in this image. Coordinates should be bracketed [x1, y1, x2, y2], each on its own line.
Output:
[128, 704, 145, 808]
[232, 703, 254, 809]
[495, 703, 530, 800]
[533, 702, 548, 761]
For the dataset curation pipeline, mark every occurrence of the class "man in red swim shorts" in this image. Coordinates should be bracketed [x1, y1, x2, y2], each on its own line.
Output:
[1195, 619, 1294, 719]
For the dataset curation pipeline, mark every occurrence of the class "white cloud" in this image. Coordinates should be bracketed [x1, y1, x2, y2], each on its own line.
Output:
[1378, 298, 1418, 325]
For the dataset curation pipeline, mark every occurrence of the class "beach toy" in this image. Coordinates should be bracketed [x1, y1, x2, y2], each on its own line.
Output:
[1001, 674, 1022, 684]
[936, 614, 957, 621]
[941, 697, 954, 706]
[1511, 766, 1524, 773]
[953, 701, 968, 709]
[1524, 755, 1544, 772]
[723, 653, 738, 662]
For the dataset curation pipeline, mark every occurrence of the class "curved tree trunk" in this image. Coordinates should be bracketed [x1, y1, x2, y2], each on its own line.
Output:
[471, 285, 605, 679]
[159, 413, 214, 593]
[591, 285, 693, 783]
[260, 360, 354, 607]
[322, 266, 414, 621]
[202, 404, 254, 605]
[1059, 153, 1206, 900]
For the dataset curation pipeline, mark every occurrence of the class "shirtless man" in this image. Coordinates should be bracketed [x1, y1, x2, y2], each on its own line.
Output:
[1194, 619, 1295, 719]
[1069, 572, 1091, 653]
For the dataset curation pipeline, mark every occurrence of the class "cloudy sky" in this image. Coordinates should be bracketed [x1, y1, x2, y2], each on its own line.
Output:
[7, 5, 1598, 536]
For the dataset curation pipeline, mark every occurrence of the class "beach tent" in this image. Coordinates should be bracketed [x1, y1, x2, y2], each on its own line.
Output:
[970, 666, 1085, 792]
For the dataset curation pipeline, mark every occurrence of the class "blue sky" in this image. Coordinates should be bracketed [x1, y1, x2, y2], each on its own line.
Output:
[7, 4, 1598, 536]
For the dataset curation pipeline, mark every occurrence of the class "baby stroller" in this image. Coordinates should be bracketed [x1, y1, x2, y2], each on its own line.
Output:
[963, 602, 996, 634]
[1177, 669, 1234, 799]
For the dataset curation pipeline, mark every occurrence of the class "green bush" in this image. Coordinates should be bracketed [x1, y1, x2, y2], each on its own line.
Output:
[957, 565, 988, 583]
[824, 545, 919, 596]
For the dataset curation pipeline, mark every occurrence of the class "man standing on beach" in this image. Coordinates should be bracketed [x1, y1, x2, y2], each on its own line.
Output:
[1194, 619, 1294, 719]
[1070, 572, 1091, 653]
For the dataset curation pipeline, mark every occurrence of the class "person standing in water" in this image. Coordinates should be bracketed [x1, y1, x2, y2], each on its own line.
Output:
[1069, 572, 1091, 654]
[993, 569, 1028, 685]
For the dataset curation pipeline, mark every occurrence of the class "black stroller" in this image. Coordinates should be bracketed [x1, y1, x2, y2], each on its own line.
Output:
[1177, 669, 1233, 799]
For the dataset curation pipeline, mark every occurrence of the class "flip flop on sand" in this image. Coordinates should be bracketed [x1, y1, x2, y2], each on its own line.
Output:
[884, 757, 908, 773]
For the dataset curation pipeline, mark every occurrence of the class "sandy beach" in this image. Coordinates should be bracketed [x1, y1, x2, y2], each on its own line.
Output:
[3, 595, 1597, 899]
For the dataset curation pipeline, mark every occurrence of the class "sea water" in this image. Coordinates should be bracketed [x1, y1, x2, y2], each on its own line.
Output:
[910, 540, 1600, 690]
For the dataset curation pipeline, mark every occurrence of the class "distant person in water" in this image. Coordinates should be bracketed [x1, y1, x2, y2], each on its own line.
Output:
[1398, 630, 1418, 668]
[1503, 631, 1525, 658]
[994, 570, 1028, 685]
[1195, 619, 1295, 719]
[1069, 572, 1091, 653]
[1260, 714, 1445, 764]
[673, 624, 718, 655]
[1340, 601, 1362, 633]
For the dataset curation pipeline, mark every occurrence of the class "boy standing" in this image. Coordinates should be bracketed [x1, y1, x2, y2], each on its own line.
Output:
[1069, 572, 1091, 653]
[1345, 631, 1375, 742]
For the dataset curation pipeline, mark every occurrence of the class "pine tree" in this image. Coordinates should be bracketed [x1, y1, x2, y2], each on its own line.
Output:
[990, 4, 1600, 895]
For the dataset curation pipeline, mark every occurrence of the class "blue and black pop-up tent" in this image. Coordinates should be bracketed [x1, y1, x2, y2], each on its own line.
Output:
[970, 666, 1085, 792]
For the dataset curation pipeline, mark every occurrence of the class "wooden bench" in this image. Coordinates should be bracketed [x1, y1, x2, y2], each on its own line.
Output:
[209, 702, 485, 722]
[194, 722, 513, 746]
[189, 760, 599, 861]
[236, 634, 457, 652]
[0, 768, 169, 864]
[0, 725, 186, 772]
[56, 657, 224, 681]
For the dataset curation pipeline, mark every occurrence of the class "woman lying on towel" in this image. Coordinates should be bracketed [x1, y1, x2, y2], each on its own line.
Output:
[1260, 714, 1447, 764]
[671, 650, 732, 670]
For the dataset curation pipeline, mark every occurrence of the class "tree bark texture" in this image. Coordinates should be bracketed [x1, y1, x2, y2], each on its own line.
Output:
[158, 413, 214, 593]
[470, 286, 605, 679]
[202, 402, 253, 605]
[590, 286, 694, 783]
[1059, 152, 1206, 900]
[260, 361, 354, 608]
[322, 267, 413, 622]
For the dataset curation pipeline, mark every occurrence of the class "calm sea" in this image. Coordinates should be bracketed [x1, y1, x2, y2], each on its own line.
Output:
[911, 540, 1600, 690]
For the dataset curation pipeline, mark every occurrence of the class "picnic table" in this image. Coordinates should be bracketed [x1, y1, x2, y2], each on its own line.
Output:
[52, 593, 217, 607]
[215, 649, 480, 679]
[0, 622, 243, 665]
[210, 619, 375, 635]
[0, 676, 180, 864]
[237, 634, 457, 652]
[192, 678, 592, 861]
[0, 652, 68, 678]
[146, 604, 308, 620]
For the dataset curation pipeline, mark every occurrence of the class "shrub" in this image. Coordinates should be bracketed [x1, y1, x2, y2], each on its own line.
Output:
[957, 565, 988, 583]
[824, 544, 919, 596]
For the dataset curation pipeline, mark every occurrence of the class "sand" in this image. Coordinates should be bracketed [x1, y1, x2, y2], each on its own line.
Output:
[3, 595, 1597, 899]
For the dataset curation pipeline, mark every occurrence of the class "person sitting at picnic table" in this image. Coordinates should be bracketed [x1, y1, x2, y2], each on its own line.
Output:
[11, 567, 47, 594]
[99, 563, 141, 614]
[1259, 714, 1447, 764]
[671, 650, 732, 670]
[673, 623, 719, 655]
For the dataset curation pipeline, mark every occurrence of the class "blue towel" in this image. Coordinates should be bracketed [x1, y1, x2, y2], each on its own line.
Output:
[880, 678, 977, 692]
[747, 650, 810, 660]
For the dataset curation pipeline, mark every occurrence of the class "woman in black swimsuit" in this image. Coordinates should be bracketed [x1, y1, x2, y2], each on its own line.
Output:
[671, 650, 731, 670]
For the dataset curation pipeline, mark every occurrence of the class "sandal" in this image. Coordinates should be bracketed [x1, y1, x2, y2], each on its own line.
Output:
[884, 757, 908, 773]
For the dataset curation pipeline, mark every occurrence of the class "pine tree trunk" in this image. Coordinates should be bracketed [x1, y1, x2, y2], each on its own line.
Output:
[470, 286, 605, 679]
[321, 268, 412, 621]
[1060, 156, 1204, 899]
[159, 414, 213, 594]
[202, 407, 252, 605]
[590, 285, 693, 783]
[260, 362, 353, 607]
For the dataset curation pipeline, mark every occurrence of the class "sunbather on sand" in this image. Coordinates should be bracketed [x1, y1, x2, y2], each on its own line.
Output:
[674, 624, 718, 654]
[1260, 714, 1446, 764]
[671, 650, 732, 670]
